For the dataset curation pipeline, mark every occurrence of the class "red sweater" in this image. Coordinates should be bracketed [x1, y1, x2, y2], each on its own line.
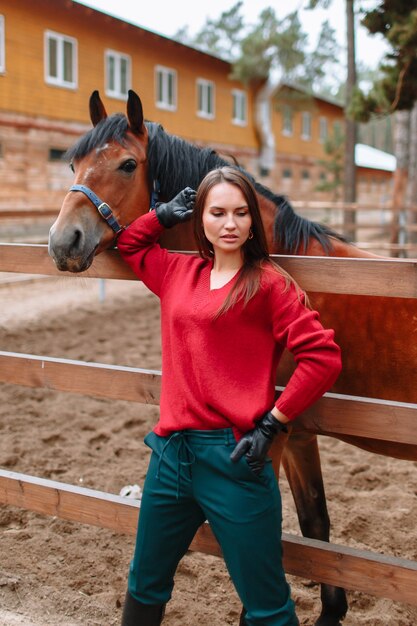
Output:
[117, 211, 342, 437]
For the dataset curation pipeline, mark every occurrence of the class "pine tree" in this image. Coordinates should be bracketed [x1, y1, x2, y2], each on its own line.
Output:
[308, 0, 358, 234]
[174, 5, 341, 176]
[174, 5, 339, 92]
[356, 1, 417, 116]
[359, 2, 417, 253]
[315, 127, 345, 200]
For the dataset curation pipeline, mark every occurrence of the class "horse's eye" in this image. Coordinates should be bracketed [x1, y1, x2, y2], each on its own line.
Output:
[69, 161, 75, 173]
[120, 159, 137, 174]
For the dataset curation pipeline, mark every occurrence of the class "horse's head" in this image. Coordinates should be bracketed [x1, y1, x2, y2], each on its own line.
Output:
[49, 90, 151, 272]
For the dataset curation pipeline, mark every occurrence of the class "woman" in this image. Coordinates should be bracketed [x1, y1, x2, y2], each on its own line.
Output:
[117, 166, 342, 626]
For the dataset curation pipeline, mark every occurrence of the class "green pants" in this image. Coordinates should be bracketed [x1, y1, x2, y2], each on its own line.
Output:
[128, 429, 298, 626]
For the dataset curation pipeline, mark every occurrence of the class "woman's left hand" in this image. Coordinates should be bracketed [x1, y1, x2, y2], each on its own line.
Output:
[154, 187, 196, 228]
[230, 411, 288, 475]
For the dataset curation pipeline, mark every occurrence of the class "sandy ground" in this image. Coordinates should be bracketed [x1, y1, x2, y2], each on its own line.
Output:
[1, 276, 417, 626]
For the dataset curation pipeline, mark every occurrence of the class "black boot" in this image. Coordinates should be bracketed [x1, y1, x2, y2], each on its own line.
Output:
[121, 590, 165, 625]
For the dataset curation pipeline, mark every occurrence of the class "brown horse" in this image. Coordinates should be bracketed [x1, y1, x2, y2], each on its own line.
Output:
[48, 90, 417, 626]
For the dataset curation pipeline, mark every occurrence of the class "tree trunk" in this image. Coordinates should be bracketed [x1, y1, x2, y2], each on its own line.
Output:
[391, 109, 410, 256]
[343, 0, 357, 239]
[254, 78, 279, 177]
[405, 102, 417, 246]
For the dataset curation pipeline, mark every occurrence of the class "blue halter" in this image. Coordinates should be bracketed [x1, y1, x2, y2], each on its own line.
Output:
[69, 180, 161, 234]
[69, 184, 125, 234]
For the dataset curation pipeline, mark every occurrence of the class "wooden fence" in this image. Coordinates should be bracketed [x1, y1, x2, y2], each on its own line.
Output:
[292, 201, 417, 256]
[0, 243, 417, 606]
[2, 203, 417, 255]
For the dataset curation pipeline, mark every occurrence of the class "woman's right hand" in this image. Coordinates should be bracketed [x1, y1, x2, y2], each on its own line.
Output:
[230, 411, 288, 475]
[154, 187, 196, 228]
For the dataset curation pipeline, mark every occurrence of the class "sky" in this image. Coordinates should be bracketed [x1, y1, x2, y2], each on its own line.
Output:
[76, 0, 390, 72]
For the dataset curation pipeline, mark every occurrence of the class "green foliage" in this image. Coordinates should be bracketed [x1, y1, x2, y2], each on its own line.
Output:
[193, 1, 245, 59]
[315, 127, 345, 199]
[174, 4, 340, 92]
[231, 10, 308, 84]
[173, 2, 244, 59]
[302, 20, 340, 89]
[348, 86, 376, 122]
[359, 1, 417, 113]
[307, 0, 333, 8]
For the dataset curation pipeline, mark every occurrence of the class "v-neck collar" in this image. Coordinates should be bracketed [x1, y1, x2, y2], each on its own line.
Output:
[206, 260, 243, 293]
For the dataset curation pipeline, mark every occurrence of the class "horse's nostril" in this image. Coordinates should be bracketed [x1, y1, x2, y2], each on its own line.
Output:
[72, 228, 83, 251]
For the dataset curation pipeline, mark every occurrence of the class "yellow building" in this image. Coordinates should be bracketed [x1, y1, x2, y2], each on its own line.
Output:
[0, 0, 393, 210]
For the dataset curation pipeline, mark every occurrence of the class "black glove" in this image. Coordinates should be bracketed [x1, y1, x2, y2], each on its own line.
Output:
[154, 187, 196, 228]
[230, 411, 288, 475]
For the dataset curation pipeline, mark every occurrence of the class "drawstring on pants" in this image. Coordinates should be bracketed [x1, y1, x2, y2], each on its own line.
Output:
[156, 431, 196, 499]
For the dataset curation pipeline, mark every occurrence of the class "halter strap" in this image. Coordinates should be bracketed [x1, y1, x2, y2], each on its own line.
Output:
[150, 179, 160, 208]
[69, 184, 124, 234]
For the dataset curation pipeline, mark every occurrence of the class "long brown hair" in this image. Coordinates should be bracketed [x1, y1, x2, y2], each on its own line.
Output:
[193, 166, 304, 316]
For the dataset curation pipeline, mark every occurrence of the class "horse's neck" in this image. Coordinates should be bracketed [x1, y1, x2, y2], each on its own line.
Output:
[310, 238, 382, 258]
[158, 221, 196, 251]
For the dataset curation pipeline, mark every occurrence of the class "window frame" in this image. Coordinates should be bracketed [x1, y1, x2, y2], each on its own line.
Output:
[155, 65, 177, 111]
[48, 147, 67, 162]
[44, 29, 77, 89]
[0, 15, 5, 74]
[232, 89, 247, 126]
[301, 111, 312, 141]
[333, 120, 342, 139]
[282, 105, 293, 136]
[105, 49, 131, 99]
[196, 78, 215, 120]
[319, 116, 328, 143]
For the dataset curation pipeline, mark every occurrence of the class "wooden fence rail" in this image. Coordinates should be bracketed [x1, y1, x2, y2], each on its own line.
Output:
[1, 469, 416, 606]
[291, 202, 417, 212]
[1, 351, 416, 446]
[1, 243, 416, 298]
[291, 201, 417, 255]
[0, 209, 59, 219]
[1, 244, 417, 606]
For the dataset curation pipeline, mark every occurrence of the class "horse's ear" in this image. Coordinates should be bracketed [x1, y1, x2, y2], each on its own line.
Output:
[89, 90, 108, 126]
[127, 90, 145, 135]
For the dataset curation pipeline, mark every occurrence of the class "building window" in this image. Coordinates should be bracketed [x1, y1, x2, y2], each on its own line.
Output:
[282, 106, 293, 136]
[301, 169, 310, 180]
[155, 66, 177, 111]
[301, 112, 312, 140]
[282, 168, 292, 179]
[45, 30, 77, 89]
[232, 89, 247, 126]
[333, 120, 343, 139]
[0, 15, 5, 74]
[105, 50, 131, 99]
[49, 148, 67, 161]
[197, 79, 215, 119]
[319, 116, 328, 143]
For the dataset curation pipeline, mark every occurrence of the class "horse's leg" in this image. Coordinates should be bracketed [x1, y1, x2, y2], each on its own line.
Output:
[282, 430, 348, 626]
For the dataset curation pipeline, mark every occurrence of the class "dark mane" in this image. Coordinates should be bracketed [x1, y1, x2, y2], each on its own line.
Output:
[146, 122, 347, 254]
[146, 122, 228, 197]
[65, 114, 129, 162]
[66, 114, 347, 254]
